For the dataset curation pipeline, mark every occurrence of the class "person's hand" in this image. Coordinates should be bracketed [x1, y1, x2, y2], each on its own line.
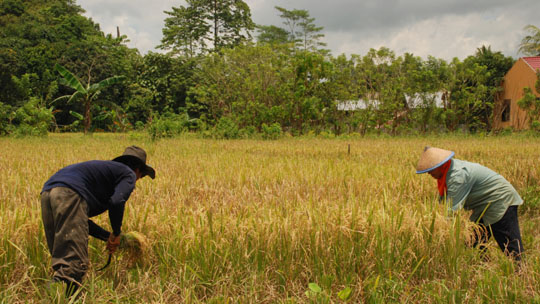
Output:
[106, 233, 121, 254]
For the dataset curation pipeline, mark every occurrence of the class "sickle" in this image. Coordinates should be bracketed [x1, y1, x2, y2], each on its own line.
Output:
[98, 253, 112, 271]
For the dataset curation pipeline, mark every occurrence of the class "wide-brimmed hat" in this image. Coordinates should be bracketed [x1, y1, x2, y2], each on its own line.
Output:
[113, 146, 155, 179]
[416, 146, 454, 174]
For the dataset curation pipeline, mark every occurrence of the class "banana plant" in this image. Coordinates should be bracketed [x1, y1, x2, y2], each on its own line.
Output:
[53, 63, 126, 134]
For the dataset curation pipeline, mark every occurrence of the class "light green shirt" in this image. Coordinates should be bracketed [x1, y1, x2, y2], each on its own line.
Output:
[444, 159, 523, 225]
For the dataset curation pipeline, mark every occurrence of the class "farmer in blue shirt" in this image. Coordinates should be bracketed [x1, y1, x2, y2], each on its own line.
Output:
[416, 147, 524, 260]
[41, 146, 155, 295]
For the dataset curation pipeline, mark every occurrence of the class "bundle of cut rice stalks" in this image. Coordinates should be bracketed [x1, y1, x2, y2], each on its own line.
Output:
[119, 231, 150, 268]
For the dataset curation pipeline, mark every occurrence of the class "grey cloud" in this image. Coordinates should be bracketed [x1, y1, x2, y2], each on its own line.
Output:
[251, 0, 534, 32]
[249, 0, 539, 58]
[76, 0, 540, 59]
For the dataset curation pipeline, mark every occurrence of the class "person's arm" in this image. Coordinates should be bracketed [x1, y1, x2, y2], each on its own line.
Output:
[88, 219, 111, 241]
[446, 168, 473, 213]
[108, 171, 136, 236]
[109, 202, 125, 236]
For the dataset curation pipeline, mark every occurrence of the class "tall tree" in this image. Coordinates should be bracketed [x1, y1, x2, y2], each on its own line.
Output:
[443, 57, 491, 131]
[208, 0, 254, 49]
[137, 52, 197, 116]
[275, 6, 326, 52]
[355, 47, 407, 134]
[296, 10, 326, 52]
[160, 0, 254, 56]
[453, 46, 514, 131]
[159, 5, 209, 57]
[519, 24, 540, 56]
[409, 56, 450, 133]
[255, 25, 290, 45]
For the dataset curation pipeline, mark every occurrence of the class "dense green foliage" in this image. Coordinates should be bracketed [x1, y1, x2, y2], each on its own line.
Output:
[0, 0, 535, 137]
[0, 0, 140, 133]
[190, 44, 514, 136]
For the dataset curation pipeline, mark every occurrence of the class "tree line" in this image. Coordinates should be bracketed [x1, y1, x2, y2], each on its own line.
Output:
[0, 0, 539, 137]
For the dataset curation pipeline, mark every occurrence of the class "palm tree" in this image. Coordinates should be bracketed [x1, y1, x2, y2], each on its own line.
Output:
[53, 64, 126, 134]
[519, 25, 540, 56]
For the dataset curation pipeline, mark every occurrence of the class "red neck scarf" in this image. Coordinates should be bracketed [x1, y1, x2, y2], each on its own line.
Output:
[436, 160, 452, 197]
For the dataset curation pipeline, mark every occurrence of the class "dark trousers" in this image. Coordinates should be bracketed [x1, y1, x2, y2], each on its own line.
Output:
[473, 205, 524, 260]
[41, 187, 89, 284]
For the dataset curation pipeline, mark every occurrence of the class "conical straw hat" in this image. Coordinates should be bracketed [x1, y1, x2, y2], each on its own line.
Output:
[416, 146, 454, 174]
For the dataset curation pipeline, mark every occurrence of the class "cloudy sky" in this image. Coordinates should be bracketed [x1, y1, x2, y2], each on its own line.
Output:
[76, 0, 540, 60]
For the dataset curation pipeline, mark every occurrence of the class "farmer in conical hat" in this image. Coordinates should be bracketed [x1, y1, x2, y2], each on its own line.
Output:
[416, 146, 524, 260]
[40, 146, 155, 296]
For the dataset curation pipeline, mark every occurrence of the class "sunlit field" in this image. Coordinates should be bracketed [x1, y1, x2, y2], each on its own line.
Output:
[1, 133, 539, 303]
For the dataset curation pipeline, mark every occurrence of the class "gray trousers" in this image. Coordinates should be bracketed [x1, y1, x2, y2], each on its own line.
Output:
[41, 187, 89, 284]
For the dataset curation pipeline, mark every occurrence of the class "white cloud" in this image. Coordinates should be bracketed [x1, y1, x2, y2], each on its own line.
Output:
[324, 7, 535, 60]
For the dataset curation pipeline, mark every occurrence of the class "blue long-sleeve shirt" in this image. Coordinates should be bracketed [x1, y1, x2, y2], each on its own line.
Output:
[42, 160, 136, 236]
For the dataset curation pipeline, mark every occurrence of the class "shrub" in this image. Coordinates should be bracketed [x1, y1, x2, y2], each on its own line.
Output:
[148, 112, 190, 139]
[261, 122, 282, 140]
[319, 130, 335, 139]
[213, 117, 240, 139]
[134, 121, 145, 131]
[0, 102, 13, 136]
[12, 98, 53, 137]
[239, 126, 257, 139]
[496, 127, 514, 136]
[531, 120, 540, 133]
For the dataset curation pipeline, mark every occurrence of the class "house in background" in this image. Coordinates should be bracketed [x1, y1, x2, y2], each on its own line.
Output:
[493, 56, 540, 130]
[404, 91, 447, 109]
[336, 91, 446, 111]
